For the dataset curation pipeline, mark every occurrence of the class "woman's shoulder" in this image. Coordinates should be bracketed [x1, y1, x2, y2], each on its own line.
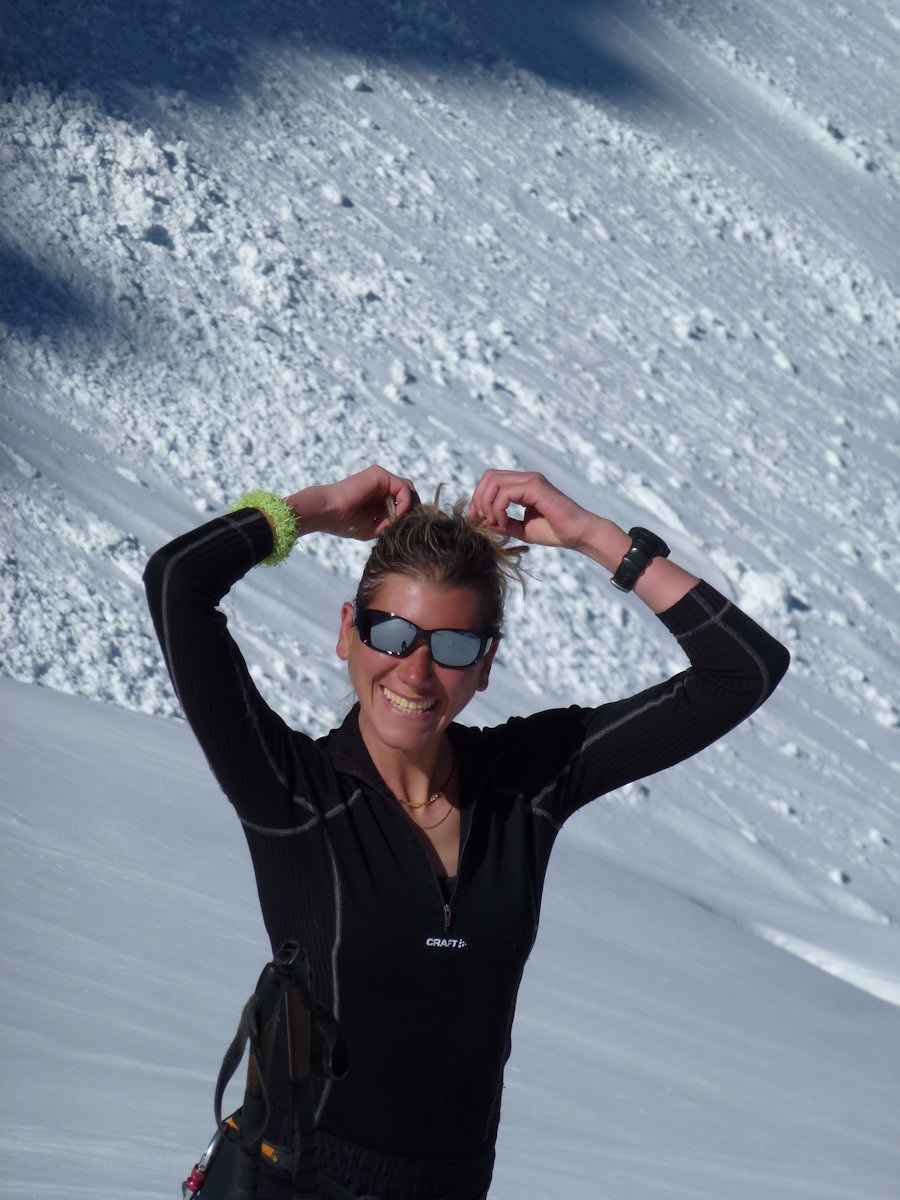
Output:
[452, 706, 592, 781]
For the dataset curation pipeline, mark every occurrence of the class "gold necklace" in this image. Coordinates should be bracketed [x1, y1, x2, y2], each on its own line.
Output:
[414, 799, 457, 831]
[394, 756, 456, 809]
[395, 759, 457, 829]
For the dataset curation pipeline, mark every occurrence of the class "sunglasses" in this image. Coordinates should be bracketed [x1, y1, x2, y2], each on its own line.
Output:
[353, 607, 493, 669]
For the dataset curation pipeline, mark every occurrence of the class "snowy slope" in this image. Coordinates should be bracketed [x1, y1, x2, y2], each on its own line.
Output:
[2, 1, 899, 1196]
[4, 678, 900, 1200]
[7, 676, 900, 1200]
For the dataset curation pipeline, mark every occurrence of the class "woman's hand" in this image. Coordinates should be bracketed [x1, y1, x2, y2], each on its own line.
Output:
[285, 465, 420, 540]
[468, 469, 598, 550]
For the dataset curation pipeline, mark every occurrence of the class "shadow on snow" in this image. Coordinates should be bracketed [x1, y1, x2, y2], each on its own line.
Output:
[2, 0, 659, 115]
[1, 0, 661, 339]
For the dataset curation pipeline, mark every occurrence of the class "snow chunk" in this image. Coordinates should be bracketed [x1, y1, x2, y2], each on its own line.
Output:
[771, 347, 798, 374]
[735, 571, 791, 621]
[321, 182, 353, 207]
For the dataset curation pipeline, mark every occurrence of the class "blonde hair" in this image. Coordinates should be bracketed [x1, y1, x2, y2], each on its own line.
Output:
[354, 491, 529, 635]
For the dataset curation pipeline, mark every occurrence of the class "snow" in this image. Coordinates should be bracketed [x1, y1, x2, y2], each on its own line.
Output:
[1, 1, 899, 1196]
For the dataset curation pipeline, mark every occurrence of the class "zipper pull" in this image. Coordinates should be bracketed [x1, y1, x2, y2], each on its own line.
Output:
[443, 903, 452, 929]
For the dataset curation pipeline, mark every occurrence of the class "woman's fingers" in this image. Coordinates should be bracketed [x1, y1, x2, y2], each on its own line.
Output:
[383, 470, 421, 517]
[469, 469, 532, 528]
[469, 469, 588, 548]
[365, 466, 420, 533]
[470, 470, 549, 528]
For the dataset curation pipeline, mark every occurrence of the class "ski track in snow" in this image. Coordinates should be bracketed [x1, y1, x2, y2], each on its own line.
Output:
[2, 1, 899, 1196]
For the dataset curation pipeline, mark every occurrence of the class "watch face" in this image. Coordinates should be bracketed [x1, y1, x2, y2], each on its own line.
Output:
[628, 528, 670, 559]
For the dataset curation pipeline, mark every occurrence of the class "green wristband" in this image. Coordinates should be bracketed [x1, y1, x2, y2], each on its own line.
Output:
[229, 490, 298, 566]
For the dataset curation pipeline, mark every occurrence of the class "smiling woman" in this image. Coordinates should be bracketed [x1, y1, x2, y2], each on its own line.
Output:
[144, 463, 789, 1200]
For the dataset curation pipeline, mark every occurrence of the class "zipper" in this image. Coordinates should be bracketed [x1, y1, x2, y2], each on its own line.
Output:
[438, 803, 474, 930]
[436, 877, 454, 929]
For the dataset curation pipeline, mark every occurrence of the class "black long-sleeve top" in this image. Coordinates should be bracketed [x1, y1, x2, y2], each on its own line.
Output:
[144, 509, 789, 1199]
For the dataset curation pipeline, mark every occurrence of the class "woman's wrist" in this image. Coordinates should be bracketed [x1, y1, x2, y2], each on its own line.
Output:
[282, 486, 329, 535]
[573, 513, 632, 568]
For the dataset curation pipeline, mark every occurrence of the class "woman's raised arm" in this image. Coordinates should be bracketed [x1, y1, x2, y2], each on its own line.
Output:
[469, 467, 699, 614]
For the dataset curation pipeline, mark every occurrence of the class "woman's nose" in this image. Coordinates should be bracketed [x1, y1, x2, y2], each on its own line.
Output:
[397, 641, 435, 683]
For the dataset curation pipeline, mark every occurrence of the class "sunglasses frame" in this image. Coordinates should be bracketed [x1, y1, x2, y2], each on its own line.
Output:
[353, 606, 493, 670]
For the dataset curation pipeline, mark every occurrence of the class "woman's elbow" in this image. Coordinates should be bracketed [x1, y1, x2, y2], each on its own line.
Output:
[764, 639, 791, 698]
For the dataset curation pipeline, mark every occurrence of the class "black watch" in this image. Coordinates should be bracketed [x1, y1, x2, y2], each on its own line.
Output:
[610, 527, 670, 592]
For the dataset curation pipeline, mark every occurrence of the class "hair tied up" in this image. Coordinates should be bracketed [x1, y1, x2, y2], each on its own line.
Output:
[355, 486, 529, 635]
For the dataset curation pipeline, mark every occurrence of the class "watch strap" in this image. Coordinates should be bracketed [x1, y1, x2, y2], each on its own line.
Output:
[610, 527, 670, 592]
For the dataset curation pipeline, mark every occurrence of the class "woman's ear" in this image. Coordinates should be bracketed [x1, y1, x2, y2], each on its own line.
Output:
[476, 638, 500, 692]
[336, 601, 355, 662]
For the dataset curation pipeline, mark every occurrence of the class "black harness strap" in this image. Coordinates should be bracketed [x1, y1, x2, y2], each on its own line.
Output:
[212, 942, 348, 1200]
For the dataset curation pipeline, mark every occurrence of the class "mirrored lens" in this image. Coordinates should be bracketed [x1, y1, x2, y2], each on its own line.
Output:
[368, 615, 418, 656]
[430, 628, 483, 667]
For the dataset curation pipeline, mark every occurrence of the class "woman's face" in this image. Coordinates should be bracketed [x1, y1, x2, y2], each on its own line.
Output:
[336, 574, 498, 759]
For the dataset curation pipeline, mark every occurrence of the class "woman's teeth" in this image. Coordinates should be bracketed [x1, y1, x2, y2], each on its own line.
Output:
[382, 686, 436, 714]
